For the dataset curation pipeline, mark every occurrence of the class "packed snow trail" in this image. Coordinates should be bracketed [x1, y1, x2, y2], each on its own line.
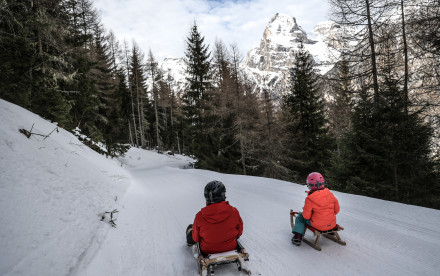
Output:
[3, 99, 440, 276]
[77, 149, 440, 276]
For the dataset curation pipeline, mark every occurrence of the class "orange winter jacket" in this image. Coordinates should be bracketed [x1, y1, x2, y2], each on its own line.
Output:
[302, 188, 340, 231]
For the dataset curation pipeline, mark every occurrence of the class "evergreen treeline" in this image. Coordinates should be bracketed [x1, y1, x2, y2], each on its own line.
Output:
[1, 0, 439, 208]
[325, 0, 440, 208]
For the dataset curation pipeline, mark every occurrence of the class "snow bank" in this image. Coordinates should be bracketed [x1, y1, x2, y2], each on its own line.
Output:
[0, 99, 129, 276]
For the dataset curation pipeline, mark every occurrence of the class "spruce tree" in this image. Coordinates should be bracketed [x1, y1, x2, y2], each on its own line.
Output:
[63, 0, 104, 142]
[329, 25, 439, 208]
[103, 69, 131, 156]
[0, 0, 73, 125]
[282, 43, 332, 182]
[182, 22, 213, 165]
[0, 1, 34, 107]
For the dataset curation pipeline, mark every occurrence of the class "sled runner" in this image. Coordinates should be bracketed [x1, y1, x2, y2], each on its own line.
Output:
[192, 240, 251, 276]
[290, 210, 346, 251]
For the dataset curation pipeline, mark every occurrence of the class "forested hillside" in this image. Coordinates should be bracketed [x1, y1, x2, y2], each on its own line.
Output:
[1, 0, 439, 208]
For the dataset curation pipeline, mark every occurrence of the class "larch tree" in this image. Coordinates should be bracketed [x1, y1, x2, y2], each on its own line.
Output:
[129, 42, 150, 148]
[146, 50, 163, 151]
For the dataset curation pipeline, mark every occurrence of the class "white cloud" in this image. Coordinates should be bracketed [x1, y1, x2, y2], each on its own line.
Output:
[93, 0, 330, 61]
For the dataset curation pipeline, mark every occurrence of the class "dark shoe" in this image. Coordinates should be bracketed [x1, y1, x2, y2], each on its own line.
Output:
[186, 224, 193, 235]
[186, 224, 194, 246]
[292, 232, 303, 246]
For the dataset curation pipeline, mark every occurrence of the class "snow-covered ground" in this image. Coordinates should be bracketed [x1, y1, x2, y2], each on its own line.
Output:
[1, 98, 440, 276]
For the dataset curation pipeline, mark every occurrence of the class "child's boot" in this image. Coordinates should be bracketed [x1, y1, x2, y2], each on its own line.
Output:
[291, 232, 303, 246]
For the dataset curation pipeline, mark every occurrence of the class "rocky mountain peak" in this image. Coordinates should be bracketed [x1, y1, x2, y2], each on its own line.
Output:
[242, 14, 339, 99]
[244, 14, 310, 73]
[265, 13, 308, 45]
[161, 13, 342, 100]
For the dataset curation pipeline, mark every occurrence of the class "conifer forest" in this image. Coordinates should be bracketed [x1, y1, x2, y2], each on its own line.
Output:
[1, 0, 439, 209]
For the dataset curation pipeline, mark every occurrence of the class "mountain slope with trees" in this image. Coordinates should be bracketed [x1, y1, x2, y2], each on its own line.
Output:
[0, 0, 439, 209]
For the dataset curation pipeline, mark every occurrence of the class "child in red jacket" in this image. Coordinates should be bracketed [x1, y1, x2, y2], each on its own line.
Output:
[292, 172, 340, 245]
[186, 181, 243, 254]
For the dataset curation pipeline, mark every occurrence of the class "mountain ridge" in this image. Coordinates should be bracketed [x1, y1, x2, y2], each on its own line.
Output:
[160, 13, 341, 99]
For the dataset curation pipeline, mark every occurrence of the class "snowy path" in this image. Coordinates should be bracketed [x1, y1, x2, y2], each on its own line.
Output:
[3, 99, 439, 276]
[77, 150, 440, 276]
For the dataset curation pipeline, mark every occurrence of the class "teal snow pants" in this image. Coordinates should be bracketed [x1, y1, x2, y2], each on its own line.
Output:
[292, 212, 311, 235]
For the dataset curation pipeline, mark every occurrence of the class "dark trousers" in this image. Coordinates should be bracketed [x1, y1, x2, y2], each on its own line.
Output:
[187, 224, 196, 245]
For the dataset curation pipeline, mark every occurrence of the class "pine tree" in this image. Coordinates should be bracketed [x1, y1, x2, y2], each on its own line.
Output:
[182, 22, 213, 164]
[103, 68, 130, 156]
[63, 0, 99, 134]
[0, 1, 34, 107]
[328, 24, 439, 208]
[0, 0, 74, 125]
[282, 43, 332, 182]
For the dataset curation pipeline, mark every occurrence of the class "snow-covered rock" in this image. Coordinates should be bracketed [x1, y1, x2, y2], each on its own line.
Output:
[159, 56, 187, 96]
[242, 13, 344, 99]
[159, 13, 344, 100]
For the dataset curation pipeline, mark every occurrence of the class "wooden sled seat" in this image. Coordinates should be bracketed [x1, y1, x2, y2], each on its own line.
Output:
[193, 240, 251, 276]
[305, 223, 344, 234]
[290, 210, 346, 251]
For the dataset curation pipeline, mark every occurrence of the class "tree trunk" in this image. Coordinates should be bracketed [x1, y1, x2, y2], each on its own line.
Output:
[365, 0, 379, 102]
[401, 0, 409, 115]
[154, 91, 160, 150]
[124, 43, 138, 146]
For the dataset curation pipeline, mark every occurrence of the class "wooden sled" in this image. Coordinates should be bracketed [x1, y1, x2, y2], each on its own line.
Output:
[290, 209, 346, 251]
[193, 240, 251, 276]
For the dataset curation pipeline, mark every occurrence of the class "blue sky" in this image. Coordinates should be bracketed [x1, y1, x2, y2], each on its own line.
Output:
[93, 0, 330, 61]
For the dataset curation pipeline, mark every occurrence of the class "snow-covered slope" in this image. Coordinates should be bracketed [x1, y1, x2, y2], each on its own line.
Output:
[0, 99, 131, 275]
[1, 98, 440, 276]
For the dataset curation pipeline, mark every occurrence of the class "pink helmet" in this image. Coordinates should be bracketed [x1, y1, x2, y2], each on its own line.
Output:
[306, 172, 326, 191]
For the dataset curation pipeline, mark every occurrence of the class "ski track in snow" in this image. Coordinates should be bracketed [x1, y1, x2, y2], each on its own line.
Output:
[1, 99, 440, 276]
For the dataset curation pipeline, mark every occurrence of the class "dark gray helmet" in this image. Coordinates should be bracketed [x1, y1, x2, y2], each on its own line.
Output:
[204, 180, 226, 203]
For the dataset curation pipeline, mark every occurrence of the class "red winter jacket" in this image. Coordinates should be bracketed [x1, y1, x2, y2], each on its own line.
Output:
[192, 201, 243, 254]
[302, 188, 340, 231]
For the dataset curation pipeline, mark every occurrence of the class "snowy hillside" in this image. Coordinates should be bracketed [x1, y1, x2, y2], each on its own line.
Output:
[1, 98, 440, 276]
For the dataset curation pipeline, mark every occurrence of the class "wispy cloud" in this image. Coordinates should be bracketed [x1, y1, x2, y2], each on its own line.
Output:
[93, 0, 330, 61]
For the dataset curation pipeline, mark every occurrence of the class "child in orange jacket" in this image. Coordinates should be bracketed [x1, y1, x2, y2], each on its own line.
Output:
[292, 172, 340, 245]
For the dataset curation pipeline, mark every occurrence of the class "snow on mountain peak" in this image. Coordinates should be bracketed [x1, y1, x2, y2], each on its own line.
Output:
[242, 13, 341, 99]
[312, 21, 339, 37]
[162, 13, 343, 101]
[262, 13, 309, 49]
[266, 13, 305, 42]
